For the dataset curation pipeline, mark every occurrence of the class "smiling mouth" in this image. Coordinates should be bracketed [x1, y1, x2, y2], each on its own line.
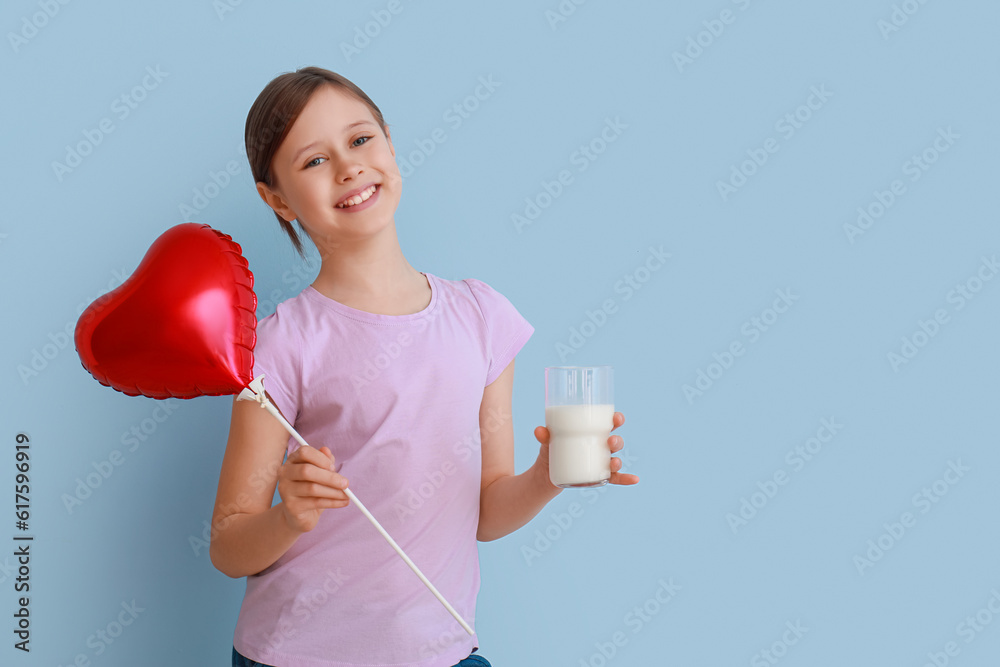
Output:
[336, 184, 379, 208]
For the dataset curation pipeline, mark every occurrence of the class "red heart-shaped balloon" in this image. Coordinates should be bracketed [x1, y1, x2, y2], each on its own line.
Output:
[75, 223, 257, 399]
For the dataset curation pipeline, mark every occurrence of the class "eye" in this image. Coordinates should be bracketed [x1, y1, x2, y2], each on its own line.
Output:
[353, 135, 373, 147]
[305, 157, 326, 168]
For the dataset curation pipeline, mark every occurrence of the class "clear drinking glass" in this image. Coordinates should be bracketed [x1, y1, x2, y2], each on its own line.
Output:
[545, 365, 614, 488]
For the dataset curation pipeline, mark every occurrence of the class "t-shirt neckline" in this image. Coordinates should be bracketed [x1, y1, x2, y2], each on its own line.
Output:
[303, 271, 438, 324]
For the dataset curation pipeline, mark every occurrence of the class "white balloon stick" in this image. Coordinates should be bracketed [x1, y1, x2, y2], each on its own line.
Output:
[237, 374, 474, 637]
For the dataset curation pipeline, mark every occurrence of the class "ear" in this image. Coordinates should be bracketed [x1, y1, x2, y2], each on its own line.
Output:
[256, 181, 296, 223]
[384, 124, 395, 158]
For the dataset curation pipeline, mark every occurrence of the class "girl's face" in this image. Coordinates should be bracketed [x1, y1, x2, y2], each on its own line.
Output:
[257, 85, 402, 252]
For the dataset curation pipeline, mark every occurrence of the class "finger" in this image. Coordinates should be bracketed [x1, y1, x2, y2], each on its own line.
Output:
[316, 447, 348, 487]
[608, 435, 624, 453]
[284, 479, 351, 500]
[534, 425, 550, 445]
[286, 496, 349, 515]
[311, 493, 350, 507]
[287, 445, 321, 467]
[288, 447, 344, 482]
[610, 412, 624, 432]
[295, 444, 335, 469]
[299, 499, 350, 516]
[610, 471, 639, 485]
[286, 461, 349, 490]
[285, 496, 350, 520]
[611, 456, 622, 473]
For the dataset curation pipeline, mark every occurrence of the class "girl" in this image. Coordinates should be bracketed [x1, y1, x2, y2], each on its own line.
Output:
[209, 66, 638, 667]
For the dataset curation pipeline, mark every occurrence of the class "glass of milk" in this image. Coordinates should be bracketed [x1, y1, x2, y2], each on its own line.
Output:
[545, 365, 614, 488]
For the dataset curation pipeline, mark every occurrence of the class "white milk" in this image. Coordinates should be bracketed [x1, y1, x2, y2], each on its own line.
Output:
[546, 403, 615, 488]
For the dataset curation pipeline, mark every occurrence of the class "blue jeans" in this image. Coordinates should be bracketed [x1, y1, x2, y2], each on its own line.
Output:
[232, 645, 491, 667]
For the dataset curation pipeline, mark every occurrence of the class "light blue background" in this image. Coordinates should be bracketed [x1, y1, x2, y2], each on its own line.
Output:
[2, 0, 999, 665]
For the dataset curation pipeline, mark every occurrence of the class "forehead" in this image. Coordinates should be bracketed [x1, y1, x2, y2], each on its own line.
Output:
[290, 85, 374, 135]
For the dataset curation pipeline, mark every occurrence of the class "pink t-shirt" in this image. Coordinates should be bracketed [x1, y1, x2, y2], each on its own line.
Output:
[232, 272, 534, 667]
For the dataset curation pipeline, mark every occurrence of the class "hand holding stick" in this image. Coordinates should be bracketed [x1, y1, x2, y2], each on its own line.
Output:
[237, 375, 474, 636]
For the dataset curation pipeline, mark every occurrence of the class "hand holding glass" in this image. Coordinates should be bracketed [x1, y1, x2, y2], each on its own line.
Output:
[545, 366, 614, 488]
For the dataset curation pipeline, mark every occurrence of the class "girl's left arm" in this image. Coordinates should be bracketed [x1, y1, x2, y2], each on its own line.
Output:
[477, 358, 638, 542]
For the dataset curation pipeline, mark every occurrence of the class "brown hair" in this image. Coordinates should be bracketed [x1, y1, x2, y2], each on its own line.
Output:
[244, 66, 388, 256]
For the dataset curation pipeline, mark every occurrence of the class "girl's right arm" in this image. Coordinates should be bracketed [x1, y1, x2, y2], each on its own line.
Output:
[209, 395, 350, 579]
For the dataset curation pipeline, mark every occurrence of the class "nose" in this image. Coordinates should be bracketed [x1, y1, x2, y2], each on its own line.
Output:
[335, 156, 364, 183]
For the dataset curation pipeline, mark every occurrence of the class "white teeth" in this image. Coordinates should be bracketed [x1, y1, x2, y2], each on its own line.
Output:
[337, 185, 377, 208]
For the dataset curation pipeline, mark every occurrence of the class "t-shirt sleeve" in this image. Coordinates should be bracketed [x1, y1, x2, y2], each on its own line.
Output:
[251, 306, 301, 426]
[464, 278, 535, 387]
